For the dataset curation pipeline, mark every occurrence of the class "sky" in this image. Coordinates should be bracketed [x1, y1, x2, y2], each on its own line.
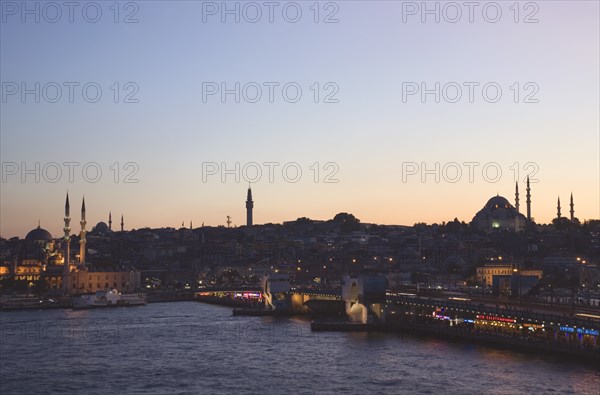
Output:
[1, 0, 599, 238]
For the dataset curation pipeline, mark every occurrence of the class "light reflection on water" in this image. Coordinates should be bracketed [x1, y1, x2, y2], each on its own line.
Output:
[1, 302, 598, 395]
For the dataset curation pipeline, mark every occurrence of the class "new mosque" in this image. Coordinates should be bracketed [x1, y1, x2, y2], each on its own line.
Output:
[2, 194, 140, 295]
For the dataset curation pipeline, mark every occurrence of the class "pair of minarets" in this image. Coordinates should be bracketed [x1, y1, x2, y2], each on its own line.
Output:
[556, 193, 575, 221]
[62, 192, 86, 292]
[63, 193, 86, 268]
[108, 212, 125, 232]
[515, 176, 533, 222]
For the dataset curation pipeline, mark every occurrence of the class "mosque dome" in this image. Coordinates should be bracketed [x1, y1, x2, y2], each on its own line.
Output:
[93, 222, 109, 233]
[485, 195, 512, 210]
[472, 195, 526, 232]
[25, 226, 53, 242]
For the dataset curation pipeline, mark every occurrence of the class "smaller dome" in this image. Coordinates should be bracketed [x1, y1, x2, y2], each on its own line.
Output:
[25, 226, 53, 242]
[94, 222, 109, 233]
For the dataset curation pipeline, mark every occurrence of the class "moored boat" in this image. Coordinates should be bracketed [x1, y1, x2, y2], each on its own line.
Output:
[72, 289, 146, 309]
[117, 292, 147, 306]
[0, 294, 43, 310]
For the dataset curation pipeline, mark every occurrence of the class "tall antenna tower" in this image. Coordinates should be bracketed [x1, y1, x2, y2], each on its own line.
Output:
[226, 216, 232, 228]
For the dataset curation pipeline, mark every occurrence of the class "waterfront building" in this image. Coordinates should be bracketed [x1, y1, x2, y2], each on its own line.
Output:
[60, 194, 141, 294]
[1, 194, 141, 295]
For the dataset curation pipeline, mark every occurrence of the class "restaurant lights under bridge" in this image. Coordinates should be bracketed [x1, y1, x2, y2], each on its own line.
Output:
[196, 290, 263, 302]
[233, 291, 262, 301]
[388, 293, 600, 352]
[430, 306, 600, 350]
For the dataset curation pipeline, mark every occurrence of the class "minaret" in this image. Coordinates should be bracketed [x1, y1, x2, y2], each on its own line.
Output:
[570, 193, 575, 222]
[79, 197, 87, 266]
[246, 186, 254, 227]
[120, 215, 124, 232]
[526, 176, 531, 222]
[557, 196, 562, 218]
[515, 182, 520, 213]
[190, 220, 192, 230]
[62, 193, 71, 293]
[109, 212, 112, 231]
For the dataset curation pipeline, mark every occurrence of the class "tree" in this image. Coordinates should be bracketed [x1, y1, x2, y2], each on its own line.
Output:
[331, 213, 362, 233]
[552, 217, 572, 230]
[295, 217, 313, 225]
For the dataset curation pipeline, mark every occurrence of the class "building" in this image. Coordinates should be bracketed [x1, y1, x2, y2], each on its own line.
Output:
[2, 194, 141, 295]
[471, 179, 537, 232]
[0, 223, 64, 289]
[471, 194, 528, 232]
[477, 264, 543, 287]
[492, 274, 541, 297]
[60, 193, 141, 295]
[477, 264, 515, 286]
[67, 269, 141, 294]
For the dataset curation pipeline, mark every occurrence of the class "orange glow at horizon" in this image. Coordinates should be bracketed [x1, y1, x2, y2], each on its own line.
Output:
[2, 176, 598, 239]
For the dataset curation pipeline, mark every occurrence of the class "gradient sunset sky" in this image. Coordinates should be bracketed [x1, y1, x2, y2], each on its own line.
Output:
[1, 1, 599, 238]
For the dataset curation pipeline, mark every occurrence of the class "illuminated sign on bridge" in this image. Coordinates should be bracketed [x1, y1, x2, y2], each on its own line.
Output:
[559, 326, 599, 336]
[476, 315, 516, 323]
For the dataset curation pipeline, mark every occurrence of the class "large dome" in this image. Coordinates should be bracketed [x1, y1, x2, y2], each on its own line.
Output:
[25, 226, 53, 242]
[472, 195, 526, 232]
[485, 196, 512, 210]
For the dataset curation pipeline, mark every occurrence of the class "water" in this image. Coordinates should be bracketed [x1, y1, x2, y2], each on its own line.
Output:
[1, 302, 598, 395]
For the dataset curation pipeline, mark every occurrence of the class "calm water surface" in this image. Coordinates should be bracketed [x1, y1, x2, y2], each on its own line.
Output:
[1, 302, 598, 394]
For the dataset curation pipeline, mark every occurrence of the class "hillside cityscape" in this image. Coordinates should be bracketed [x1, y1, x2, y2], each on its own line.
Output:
[3, 184, 599, 306]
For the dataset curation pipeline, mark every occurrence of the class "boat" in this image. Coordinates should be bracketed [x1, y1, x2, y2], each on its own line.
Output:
[0, 295, 64, 311]
[117, 292, 147, 306]
[0, 294, 43, 310]
[72, 289, 147, 309]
